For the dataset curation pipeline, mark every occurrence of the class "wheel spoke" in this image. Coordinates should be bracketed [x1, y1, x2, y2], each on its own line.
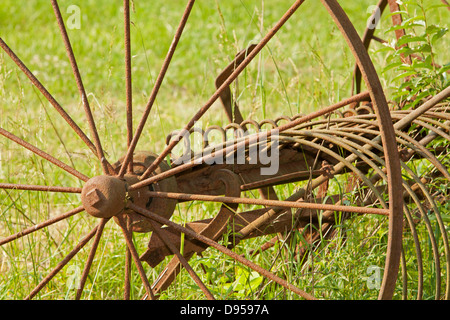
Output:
[0, 37, 97, 156]
[137, 0, 307, 181]
[118, 0, 196, 178]
[75, 218, 109, 300]
[142, 210, 215, 300]
[116, 215, 155, 300]
[25, 223, 99, 300]
[124, 0, 133, 174]
[129, 203, 316, 300]
[0, 127, 89, 182]
[51, 0, 112, 175]
[0, 183, 81, 193]
[124, 219, 132, 300]
[0, 206, 84, 246]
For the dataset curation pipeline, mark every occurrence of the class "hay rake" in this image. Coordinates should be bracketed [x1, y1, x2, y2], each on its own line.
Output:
[0, 0, 449, 300]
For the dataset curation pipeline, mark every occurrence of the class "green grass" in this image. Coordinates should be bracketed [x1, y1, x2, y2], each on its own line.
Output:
[0, 0, 449, 300]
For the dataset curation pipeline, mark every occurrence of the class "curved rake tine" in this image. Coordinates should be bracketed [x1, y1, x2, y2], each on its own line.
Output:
[0, 127, 89, 182]
[118, 0, 196, 178]
[0, 183, 81, 193]
[0, 37, 97, 156]
[136, 0, 307, 181]
[129, 203, 316, 300]
[25, 223, 99, 300]
[141, 210, 215, 300]
[0, 206, 84, 246]
[116, 215, 155, 300]
[51, 0, 112, 175]
[75, 218, 109, 300]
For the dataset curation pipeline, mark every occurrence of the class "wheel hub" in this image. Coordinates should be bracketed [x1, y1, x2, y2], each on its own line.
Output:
[81, 175, 127, 219]
[81, 151, 178, 230]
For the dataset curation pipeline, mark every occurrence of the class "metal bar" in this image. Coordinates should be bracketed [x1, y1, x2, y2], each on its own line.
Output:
[0, 127, 89, 182]
[75, 218, 109, 300]
[51, 0, 112, 175]
[146, 218, 215, 300]
[124, 0, 133, 173]
[0, 37, 97, 156]
[0, 183, 81, 193]
[118, 0, 196, 178]
[240, 170, 325, 191]
[25, 223, 99, 300]
[0, 206, 84, 246]
[116, 215, 155, 300]
[145, 190, 389, 216]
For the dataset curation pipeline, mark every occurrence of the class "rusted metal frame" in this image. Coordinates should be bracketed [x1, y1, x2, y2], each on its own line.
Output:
[117, 0, 196, 179]
[393, 111, 450, 128]
[0, 38, 98, 159]
[50, 0, 112, 175]
[25, 222, 99, 300]
[129, 91, 371, 192]
[215, 44, 257, 123]
[0, 183, 81, 194]
[124, 0, 133, 174]
[115, 214, 155, 300]
[75, 218, 109, 300]
[129, 203, 317, 300]
[0, 206, 84, 246]
[0, 127, 89, 182]
[136, 0, 308, 182]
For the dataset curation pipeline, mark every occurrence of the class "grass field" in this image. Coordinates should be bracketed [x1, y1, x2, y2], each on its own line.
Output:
[0, 0, 449, 299]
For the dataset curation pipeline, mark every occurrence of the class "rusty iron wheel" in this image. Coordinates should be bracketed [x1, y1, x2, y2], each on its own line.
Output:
[1, 0, 448, 300]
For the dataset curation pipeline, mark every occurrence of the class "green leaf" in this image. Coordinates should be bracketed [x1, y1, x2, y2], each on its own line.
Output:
[397, 34, 428, 46]
[410, 89, 432, 108]
[391, 71, 417, 82]
[382, 61, 403, 73]
[431, 27, 448, 43]
[438, 63, 450, 74]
